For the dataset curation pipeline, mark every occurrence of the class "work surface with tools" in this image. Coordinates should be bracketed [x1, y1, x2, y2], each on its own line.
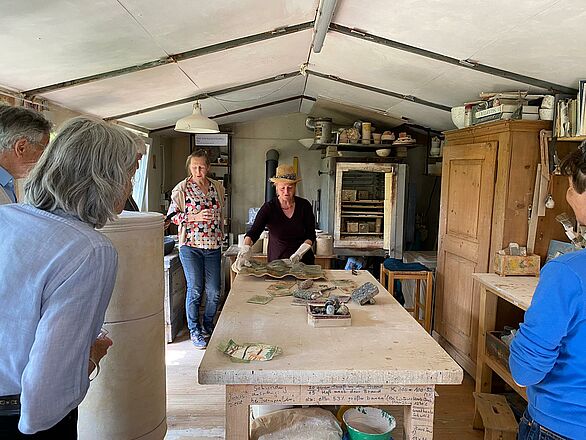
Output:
[198, 269, 463, 439]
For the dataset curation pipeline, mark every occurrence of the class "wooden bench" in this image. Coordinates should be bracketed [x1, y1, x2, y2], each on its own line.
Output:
[380, 265, 433, 333]
[473, 392, 518, 440]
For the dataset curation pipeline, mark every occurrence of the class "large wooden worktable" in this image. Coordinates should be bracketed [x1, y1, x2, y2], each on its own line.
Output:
[198, 269, 463, 439]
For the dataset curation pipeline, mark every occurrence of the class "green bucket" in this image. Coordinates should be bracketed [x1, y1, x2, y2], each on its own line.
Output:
[343, 406, 396, 440]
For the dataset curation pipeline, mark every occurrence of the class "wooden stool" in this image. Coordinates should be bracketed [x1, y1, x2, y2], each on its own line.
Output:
[473, 392, 518, 440]
[379, 265, 433, 333]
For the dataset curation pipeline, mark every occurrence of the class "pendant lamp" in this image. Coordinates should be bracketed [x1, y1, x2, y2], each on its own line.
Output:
[174, 101, 219, 133]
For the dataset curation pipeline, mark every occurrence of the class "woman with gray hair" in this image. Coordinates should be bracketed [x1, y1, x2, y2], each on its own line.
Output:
[0, 117, 138, 438]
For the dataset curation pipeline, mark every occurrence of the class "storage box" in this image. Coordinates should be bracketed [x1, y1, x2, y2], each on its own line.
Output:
[307, 303, 351, 327]
[358, 223, 369, 233]
[494, 253, 540, 277]
[347, 222, 359, 233]
[341, 190, 356, 202]
[486, 331, 511, 374]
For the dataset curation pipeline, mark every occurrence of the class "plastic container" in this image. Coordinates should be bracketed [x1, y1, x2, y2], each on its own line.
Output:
[343, 407, 395, 440]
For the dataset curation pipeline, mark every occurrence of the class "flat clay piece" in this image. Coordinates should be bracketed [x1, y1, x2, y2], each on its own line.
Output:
[351, 282, 379, 305]
[238, 259, 325, 280]
[247, 295, 273, 305]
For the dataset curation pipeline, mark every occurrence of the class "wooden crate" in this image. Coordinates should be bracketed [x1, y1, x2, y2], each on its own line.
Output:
[494, 253, 540, 277]
[485, 331, 511, 374]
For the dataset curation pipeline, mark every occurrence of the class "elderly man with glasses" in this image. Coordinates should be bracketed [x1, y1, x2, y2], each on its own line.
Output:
[0, 105, 51, 204]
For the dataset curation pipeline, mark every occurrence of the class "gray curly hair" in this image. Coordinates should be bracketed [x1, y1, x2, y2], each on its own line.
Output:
[24, 117, 138, 228]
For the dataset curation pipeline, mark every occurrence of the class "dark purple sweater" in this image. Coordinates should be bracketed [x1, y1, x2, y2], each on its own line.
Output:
[246, 196, 316, 264]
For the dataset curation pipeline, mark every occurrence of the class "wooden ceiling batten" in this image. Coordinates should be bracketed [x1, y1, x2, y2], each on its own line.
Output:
[105, 71, 301, 121]
[23, 22, 313, 97]
[330, 23, 577, 95]
[306, 69, 452, 112]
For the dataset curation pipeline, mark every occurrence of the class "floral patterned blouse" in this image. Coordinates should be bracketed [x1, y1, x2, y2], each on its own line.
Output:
[170, 178, 223, 249]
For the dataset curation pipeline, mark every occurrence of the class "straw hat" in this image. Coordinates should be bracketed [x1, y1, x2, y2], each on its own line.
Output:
[270, 164, 301, 184]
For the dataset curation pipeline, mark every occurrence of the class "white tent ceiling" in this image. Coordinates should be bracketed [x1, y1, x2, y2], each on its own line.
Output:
[0, 0, 583, 133]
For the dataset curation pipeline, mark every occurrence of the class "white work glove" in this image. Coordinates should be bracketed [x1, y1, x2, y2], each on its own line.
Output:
[231, 244, 252, 273]
[287, 243, 312, 265]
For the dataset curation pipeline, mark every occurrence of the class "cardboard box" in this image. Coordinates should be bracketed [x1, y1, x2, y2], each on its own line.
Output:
[358, 223, 369, 233]
[494, 253, 540, 277]
[341, 190, 356, 202]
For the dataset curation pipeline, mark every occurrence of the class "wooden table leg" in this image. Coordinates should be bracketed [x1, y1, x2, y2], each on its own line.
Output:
[225, 385, 250, 440]
[473, 285, 498, 429]
[403, 385, 435, 440]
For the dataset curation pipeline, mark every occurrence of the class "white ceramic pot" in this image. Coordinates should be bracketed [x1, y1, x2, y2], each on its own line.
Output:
[451, 106, 466, 129]
[79, 212, 167, 440]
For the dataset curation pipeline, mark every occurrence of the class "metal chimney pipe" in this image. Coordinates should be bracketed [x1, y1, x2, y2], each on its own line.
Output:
[265, 149, 279, 202]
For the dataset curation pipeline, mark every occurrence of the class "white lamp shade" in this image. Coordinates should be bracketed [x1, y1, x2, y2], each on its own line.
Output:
[174, 102, 219, 133]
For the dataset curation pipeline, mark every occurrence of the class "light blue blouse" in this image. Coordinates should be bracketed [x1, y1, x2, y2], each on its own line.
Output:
[0, 204, 118, 434]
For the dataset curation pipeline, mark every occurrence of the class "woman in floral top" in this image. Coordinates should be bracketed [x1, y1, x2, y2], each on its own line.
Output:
[168, 150, 224, 349]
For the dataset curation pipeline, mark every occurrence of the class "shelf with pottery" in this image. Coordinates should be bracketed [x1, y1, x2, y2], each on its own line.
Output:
[308, 142, 423, 151]
[555, 135, 586, 142]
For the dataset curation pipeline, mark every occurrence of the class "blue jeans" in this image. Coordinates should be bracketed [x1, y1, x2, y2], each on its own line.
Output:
[518, 410, 569, 440]
[179, 246, 221, 336]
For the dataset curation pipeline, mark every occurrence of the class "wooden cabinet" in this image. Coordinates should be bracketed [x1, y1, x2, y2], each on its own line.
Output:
[434, 120, 570, 375]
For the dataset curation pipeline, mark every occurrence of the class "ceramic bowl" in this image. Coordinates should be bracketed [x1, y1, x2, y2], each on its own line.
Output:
[451, 106, 466, 129]
[375, 149, 391, 157]
[298, 138, 314, 149]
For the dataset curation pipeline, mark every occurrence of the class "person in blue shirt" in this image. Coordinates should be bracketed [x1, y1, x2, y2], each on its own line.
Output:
[510, 144, 586, 440]
[0, 105, 51, 204]
[0, 117, 138, 438]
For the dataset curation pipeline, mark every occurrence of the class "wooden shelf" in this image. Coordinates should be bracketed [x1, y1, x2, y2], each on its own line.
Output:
[210, 163, 229, 167]
[340, 232, 383, 236]
[484, 355, 527, 401]
[342, 200, 384, 205]
[310, 142, 421, 151]
[556, 136, 586, 142]
[341, 213, 384, 218]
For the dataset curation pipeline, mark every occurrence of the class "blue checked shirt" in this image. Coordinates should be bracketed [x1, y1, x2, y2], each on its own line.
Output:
[0, 204, 118, 434]
[0, 165, 16, 203]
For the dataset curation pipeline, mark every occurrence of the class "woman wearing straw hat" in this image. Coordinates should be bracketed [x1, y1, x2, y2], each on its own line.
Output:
[234, 164, 316, 270]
